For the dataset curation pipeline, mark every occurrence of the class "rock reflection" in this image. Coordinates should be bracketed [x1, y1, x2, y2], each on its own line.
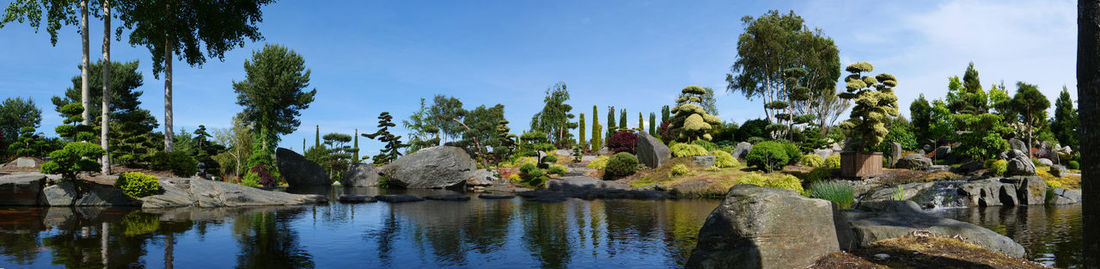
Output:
[932, 205, 1083, 268]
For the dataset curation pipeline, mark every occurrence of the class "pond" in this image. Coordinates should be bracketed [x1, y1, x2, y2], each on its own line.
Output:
[931, 204, 1084, 269]
[0, 188, 719, 268]
[0, 187, 1084, 268]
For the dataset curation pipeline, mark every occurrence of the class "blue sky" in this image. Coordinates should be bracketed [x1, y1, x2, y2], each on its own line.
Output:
[0, 0, 1078, 157]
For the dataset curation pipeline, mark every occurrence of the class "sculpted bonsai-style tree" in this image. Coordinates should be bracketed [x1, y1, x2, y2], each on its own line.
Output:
[836, 62, 898, 177]
[838, 62, 899, 152]
[363, 112, 408, 165]
[670, 86, 722, 142]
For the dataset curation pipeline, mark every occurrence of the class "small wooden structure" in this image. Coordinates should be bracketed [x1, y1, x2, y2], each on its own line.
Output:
[841, 152, 882, 178]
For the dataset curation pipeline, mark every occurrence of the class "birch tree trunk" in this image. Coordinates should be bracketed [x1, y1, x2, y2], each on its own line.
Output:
[163, 33, 174, 152]
[100, 0, 111, 174]
[81, 0, 90, 126]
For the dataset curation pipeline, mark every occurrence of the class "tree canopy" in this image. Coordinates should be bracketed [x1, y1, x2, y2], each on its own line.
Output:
[529, 82, 577, 148]
[232, 44, 316, 149]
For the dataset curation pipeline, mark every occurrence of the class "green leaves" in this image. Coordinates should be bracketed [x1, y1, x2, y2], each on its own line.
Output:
[234, 44, 316, 149]
[41, 141, 105, 181]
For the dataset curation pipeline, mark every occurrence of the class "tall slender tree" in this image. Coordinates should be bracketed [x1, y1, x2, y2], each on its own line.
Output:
[606, 106, 616, 141]
[529, 82, 577, 147]
[117, 0, 274, 151]
[591, 105, 601, 151]
[578, 113, 585, 150]
[99, 0, 111, 173]
[648, 112, 656, 136]
[618, 109, 626, 130]
[637, 112, 644, 132]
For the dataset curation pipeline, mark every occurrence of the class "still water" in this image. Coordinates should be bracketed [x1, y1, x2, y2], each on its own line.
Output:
[931, 204, 1084, 269]
[0, 188, 719, 268]
[0, 187, 1085, 268]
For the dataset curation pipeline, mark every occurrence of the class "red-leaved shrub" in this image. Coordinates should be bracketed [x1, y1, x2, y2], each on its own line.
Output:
[608, 131, 638, 154]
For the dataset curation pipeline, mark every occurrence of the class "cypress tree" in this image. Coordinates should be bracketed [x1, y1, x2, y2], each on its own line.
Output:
[353, 128, 359, 161]
[619, 109, 627, 130]
[607, 106, 616, 142]
[649, 112, 657, 136]
[661, 105, 670, 124]
[638, 112, 644, 132]
[591, 105, 601, 150]
[579, 113, 587, 150]
[314, 125, 320, 149]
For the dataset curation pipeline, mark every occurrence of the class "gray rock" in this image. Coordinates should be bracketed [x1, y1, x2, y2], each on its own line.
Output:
[895, 153, 932, 169]
[1060, 146, 1073, 155]
[958, 179, 1016, 207]
[1037, 158, 1054, 167]
[596, 147, 610, 155]
[1050, 188, 1081, 204]
[375, 194, 424, 203]
[14, 157, 39, 168]
[380, 146, 476, 189]
[952, 160, 984, 174]
[934, 146, 952, 160]
[1003, 176, 1046, 205]
[814, 149, 836, 159]
[424, 194, 471, 201]
[340, 163, 379, 187]
[842, 200, 1027, 258]
[276, 147, 331, 188]
[687, 185, 844, 269]
[1050, 165, 1066, 177]
[464, 169, 497, 187]
[888, 142, 902, 167]
[74, 184, 139, 206]
[635, 132, 671, 168]
[139, 178, 326, 208]
[0, 173, 45, 205]
[692, 156, 716, 167]
[861, 182, 935, 202]
[1008, 138, 1027, 153]
[1005, 150, 1036, 176]
[42, 181, 77, 206]
[732, 142, 752, 159]
[337, 195, 377, 203]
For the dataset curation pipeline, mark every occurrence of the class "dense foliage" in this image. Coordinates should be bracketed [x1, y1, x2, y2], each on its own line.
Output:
[738, 173, 804, 194]
[41, 142, 105, 181]
[604, 152, 639, 179]
[149, 151, 198, 177]
[670, 143, 708, 157]
[115, 172, 161, 198]
[746, 141, 789, 172]
[806, 181, 854, 209]
[363, 112, 407, 165]
[530, 82, 578, 148]
[837, 62, 899, 152]
[607, 131, 637, 154]
[669, 86, 721, 142]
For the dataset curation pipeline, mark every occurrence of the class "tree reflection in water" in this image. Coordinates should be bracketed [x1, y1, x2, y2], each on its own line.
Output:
[232, 208, 315, 269]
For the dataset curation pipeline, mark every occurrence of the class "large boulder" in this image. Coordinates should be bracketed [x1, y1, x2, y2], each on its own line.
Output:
[276, 147, 331, 187]
[464, 169, 497, 187]
[0, 173, 45, 205]
[139, 178, 326, 208]
[934, 146, 952, 160]
[687, 185, 847, 269]
[1037, 158, 1054, 167]
[895, 153, 932, 169]
[1008, 138, 1027, 153]
[732, 142, 752, 159]
[842, 200, 1026, 258]
[635, 132, 671, 168]
[340, 163, 379, 187]
[74, 184, 139, 206]
[1004, 149, 1036, 176]
[42, 181, 78, 206]
[380, 146, 476, 189]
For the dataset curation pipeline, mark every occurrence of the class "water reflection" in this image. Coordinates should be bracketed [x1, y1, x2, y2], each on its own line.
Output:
[931, 205, 1083, 268]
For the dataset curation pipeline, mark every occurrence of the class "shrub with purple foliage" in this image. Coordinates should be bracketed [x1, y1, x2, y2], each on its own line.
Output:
[608, 131, 638, 154]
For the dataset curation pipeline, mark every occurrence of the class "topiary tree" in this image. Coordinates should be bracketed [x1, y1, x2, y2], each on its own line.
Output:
[519, 131, 555, 168]
[7, 126, 56, 157]
[363, 112, 408, 165]
[606, 106, 617, 142]
[41, 142, 104, 182]
[494, 119, 517, 160]
[670, 86, 722, 142]
[649, 112, 657, 136]
[591, 105, 601, 151]
[53, 102, 95, 142]
[837, 62, 899, 152]
[578, 112, 586, 151]
[322, 133, 355, 180]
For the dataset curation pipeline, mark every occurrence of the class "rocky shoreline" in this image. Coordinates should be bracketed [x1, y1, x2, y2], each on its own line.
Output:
[0, 173, 326, 208]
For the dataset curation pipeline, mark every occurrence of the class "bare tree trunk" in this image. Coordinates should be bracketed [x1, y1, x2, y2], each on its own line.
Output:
[100, 0, 111, 174]
[163, 33, 174, 152]
[164, 233, 174, 269]
[1077, 0, 1100, 264]
[80, 0, 90, 126]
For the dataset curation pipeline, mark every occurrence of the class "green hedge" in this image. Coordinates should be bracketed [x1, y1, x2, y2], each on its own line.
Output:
[115, 172, 161, 198]
[746, 141, 789, 172]
[604, 152, 639, 179]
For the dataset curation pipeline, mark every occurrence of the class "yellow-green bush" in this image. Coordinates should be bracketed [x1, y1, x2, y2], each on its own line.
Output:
[670, 143, 708, 157]
[114, 172, 161, 198]
[670, 164, 692, 176]
[989, 159, 1007, 176]
[586, 155, 610, 170]
[737, 173, 804, 194]
[507, 174, 521, 181]
[547, 165, 568, 175]
[711, 150, 739, 168]
[824, 154, 841, 168]
[800, 154, 825, 168]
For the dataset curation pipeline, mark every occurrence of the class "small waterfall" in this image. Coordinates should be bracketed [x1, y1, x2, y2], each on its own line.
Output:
[912, 180, 970, 210]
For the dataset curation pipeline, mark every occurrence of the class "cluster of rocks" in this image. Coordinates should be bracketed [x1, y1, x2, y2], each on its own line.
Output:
[686, 184, 1027, 269]
[277, 146, 507, 191]
[860, 175, 1081, 208]
[0, 173, 326, 208]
